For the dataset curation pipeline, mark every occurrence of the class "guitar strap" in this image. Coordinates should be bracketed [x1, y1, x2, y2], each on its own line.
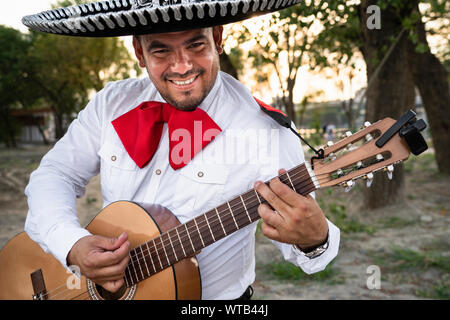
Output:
[254, 97, 325, 168]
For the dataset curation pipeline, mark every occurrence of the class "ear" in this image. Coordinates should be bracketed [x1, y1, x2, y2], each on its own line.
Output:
[212, 26, 224, 54]
[132, 36, 146, 68]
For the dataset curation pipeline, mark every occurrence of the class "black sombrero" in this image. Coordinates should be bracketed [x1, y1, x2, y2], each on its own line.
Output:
[22, 0, 301, 37]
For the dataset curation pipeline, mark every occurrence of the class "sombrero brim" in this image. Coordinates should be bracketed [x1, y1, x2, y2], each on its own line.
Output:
[22, 0, 301, 37]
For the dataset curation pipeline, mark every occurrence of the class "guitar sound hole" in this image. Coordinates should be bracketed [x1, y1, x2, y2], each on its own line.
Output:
[95, 283, 127, 300]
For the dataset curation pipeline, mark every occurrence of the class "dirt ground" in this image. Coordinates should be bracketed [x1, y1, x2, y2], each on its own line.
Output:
[0, 143, 448, 300]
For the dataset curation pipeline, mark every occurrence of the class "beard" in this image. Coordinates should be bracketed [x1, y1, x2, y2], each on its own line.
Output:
[160, 67, 212, 111]
[165, 91, 207, 111]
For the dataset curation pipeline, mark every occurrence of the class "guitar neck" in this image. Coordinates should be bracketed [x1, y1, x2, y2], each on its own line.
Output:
[124, 162, 319, 286]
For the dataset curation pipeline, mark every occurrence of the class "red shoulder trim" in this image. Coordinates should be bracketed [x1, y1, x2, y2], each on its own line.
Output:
[253, 97, 287, 117]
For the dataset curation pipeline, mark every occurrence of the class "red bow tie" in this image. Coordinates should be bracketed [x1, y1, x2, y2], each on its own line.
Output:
[111, 101, 221, 170]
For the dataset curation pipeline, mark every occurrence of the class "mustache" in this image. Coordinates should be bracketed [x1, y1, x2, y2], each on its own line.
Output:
[163, 68, 205, 81]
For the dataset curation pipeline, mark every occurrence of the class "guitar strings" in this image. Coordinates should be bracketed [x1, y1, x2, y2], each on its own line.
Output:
[124, 172, 326, 288]
[124, 167, 330, 281]
[40, 165, 331, 300]
[42, 146, 381, 299]
[127, 167, 314, 258]
[39, 142, 386, 299]
[42, 165, 329, 300]
[49, 174, 319, 300]
[39, 145, 385, 299]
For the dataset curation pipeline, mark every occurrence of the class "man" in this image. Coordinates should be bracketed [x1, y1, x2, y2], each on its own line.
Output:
[23, 1, 340, 300]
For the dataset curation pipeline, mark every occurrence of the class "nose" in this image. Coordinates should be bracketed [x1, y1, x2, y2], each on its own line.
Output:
[169, 48, 193, 76]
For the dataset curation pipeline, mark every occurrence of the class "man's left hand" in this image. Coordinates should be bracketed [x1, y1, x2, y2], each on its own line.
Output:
[254, 169, 329, 251]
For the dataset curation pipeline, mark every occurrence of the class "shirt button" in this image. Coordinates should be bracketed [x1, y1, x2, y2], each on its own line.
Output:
[155, 169, 162, 175]
[111, 155, 117, 161]
[198, 171, 204, 178]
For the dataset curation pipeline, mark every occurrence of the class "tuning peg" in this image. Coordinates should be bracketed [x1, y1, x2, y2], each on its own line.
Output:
[360, 121, 371, 130]
[362, 122, 373, 141]
[329, 152, 337, 161]
[384, 164, 394, 180]
[343, 179, 355, 192]
[327, 141, 334, 147]
[376, 154, 384, 162]
[338, 131, 350, 139]
[346, 143, 356, 151]
[364, 172, 374, 187]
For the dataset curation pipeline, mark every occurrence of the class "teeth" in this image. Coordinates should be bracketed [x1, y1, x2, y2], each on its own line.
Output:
[172, 77, 196, 85]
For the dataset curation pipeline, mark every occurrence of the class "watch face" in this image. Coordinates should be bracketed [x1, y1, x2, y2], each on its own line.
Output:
[305, 247, 326, 259]
[292, 232, 330, 259]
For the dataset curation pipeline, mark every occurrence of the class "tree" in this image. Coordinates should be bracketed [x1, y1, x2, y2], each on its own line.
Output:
[27, 30, 139, 139]
[235, 2, 328, 125]
[406, 0, 450, 174]
[219, 52, 239, 80]
[358, 0, 416, 208]
[0, 25, 40, 147]
[21, 0, 141, 139]
[323, 58, 363, 131]
[310, 1, 366, 131]
[310, 0, 449, 208]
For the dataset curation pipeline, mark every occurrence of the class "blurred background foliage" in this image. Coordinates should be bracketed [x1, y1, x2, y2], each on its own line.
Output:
[0, 0, 448, 209]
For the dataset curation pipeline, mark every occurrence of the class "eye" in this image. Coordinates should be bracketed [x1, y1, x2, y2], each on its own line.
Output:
[151, 49, 169, 57]
[189, 42, 205, 50]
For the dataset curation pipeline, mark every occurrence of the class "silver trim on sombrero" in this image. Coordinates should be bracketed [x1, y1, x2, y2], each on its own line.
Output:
[22, 0, 302, 36]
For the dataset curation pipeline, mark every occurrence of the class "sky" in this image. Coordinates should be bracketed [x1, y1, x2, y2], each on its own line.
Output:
[1, 0, 56, 32]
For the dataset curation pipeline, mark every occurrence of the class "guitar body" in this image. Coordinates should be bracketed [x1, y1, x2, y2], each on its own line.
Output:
[0, 201, 201, 300]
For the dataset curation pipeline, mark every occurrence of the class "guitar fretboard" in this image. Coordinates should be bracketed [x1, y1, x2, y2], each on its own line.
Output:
[124, 162, 318, 287]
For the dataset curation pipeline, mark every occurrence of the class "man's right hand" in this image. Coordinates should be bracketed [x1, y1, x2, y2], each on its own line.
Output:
[67, 232, 130, 293]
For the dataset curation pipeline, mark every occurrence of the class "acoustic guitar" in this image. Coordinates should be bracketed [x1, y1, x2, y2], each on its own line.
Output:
[0, 115, 423, 300]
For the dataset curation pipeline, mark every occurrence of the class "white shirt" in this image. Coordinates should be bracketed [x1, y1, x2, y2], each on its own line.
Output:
[24, 72, 340, 300]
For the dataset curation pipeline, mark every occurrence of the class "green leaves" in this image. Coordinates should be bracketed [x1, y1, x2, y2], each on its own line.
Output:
[0, 26, 34, 107]
[0, 0, 138, 141]
[27, 30, 137, 136]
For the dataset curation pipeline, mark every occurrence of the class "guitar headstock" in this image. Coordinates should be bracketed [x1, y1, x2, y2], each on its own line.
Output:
[313, 118, 416, 190]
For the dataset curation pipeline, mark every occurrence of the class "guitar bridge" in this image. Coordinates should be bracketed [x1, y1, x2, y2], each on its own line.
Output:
[31, 269, 48, 300]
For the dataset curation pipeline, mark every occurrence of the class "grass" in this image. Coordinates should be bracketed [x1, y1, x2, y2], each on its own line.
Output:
[315, 188, 377, 236]
[261, 260, 345, 285]
[373, 247, 450, 273]
[415, 274, 450, 300]
[404, 152, 437, 174]
[325, 201, 377, 235]
[376, 216, 417, 229]
[371, 246, 450, 299]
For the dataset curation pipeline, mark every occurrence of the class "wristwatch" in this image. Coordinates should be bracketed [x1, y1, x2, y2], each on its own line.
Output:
[292, 231, 329, 259]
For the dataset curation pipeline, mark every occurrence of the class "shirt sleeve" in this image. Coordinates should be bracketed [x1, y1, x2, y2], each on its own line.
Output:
[24, 89, 106, 269]
[262, 121, 341, 274]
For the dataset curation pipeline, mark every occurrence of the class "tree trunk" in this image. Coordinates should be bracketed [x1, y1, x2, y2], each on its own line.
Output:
[286, 78, 297, 125]
[408, 1, 450, 173]
[342, 98, 355, 130]
[0, 108, 17, 148]
[298, 97, 308, 128]
[359, 0, 416, 209]
[37, 124, 49, 145]
[219, 52, 238, 80]
[53, 110, 65, 140]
